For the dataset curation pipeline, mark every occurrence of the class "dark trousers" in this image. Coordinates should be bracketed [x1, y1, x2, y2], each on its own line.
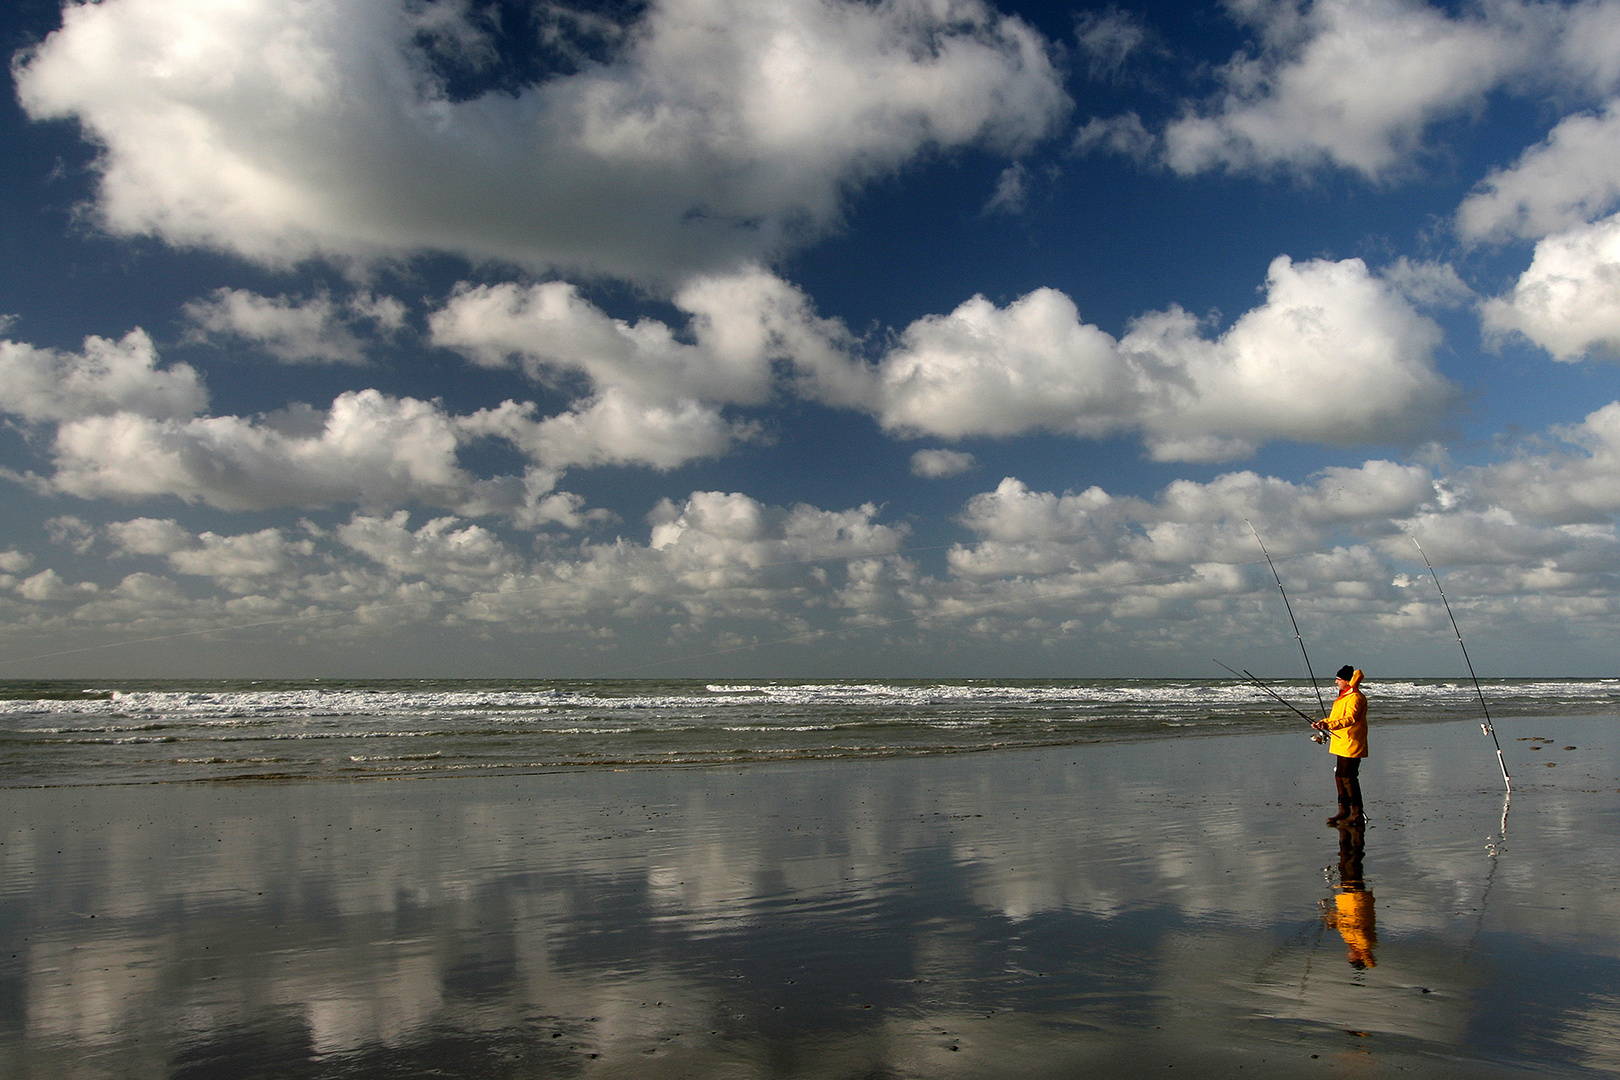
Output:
[1333, 755, 1364, 820]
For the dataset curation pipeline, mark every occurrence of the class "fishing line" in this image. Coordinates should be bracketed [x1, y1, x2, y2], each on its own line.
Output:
[1247, 521, 1328, 717]
[1212, 658, 1314, 722]
[1410, 537, 1512, 791]
[1212, 658, 1328, 742]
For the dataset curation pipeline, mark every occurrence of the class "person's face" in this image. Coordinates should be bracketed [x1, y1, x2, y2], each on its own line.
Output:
[1335, 677, 1350, 692]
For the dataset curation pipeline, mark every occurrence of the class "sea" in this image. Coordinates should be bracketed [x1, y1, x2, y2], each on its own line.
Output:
[2, 676, 1614, 788]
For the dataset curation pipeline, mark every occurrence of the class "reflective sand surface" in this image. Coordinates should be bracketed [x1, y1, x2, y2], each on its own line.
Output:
[3, 717, 1617, 1078]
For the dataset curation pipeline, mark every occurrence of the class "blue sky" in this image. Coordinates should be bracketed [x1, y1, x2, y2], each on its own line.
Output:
[3, 0, 1620, 678]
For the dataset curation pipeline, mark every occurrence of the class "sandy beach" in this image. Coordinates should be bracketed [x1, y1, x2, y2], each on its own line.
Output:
[2, 714, 1617, 1079]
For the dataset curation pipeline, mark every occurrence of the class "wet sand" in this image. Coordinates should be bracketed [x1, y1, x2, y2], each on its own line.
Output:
[2, 716, 1617, 1079]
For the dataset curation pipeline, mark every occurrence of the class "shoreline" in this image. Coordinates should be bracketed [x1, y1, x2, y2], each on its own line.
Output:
[3, 716, 1616, 1078]
[0, 708, 1602, 792]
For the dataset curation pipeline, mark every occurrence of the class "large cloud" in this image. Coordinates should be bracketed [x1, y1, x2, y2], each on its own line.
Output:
[433, 256, 1456, 465]
[430, 266, 858, 406]
[46, 390, 484, 512]
[1085, 0, 1620, 181]
[873, 256, 1457, 460]
[0, 330, 206, 422]
[1470, 400, 1620, 522]
[15, 0, 1067, 283]
[1457, 100, 1620, 243]
[1481, 212, 1620, 360]
[430, 266, 864, 468]
[1160, 0, 1538, 178]
[1458, 99, 1620, 362]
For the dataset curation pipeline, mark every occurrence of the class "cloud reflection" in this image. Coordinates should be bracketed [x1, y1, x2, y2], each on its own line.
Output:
[3, 719, 1618, 1077]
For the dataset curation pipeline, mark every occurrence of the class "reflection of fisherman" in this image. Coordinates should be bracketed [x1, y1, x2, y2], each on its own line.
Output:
[1312, 666, 1367, 826]
[1322, 827, 1377, 968]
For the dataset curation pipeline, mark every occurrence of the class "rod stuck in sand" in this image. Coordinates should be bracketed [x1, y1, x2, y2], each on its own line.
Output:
[1411, 537, 1512, 792]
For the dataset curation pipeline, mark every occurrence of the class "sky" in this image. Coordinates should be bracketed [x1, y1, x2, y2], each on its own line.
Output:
[3, 0, 1620, 679]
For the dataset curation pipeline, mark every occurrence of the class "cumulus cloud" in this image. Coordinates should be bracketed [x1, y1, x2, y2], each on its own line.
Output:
[1080, 0, 1620, 182]
[1470, 400, 1620, 522]
[431, 267, 858, 405]
[873, 286, 1131, 440]
[431, 266, 863, 468]
[9, 419, 1620, 664]
[459, 391, 742, 472]
[1159, 0, 1537, 178]
[183, 289, 405, 364]
[956, 459, 1437, 568]
[337, 512, 516, 581]
[47, 389, 483, 512]
[108, 517, 312, 585]
[16, 0, 1068, 283]
[0, 330, 206, 422]
[1457, 100, 1620, 243]
[872, 256, 1456, 460]
[1481, 213, 1620, 359]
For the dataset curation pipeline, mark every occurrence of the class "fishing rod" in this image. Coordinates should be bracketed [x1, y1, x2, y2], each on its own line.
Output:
[1411, 537, 1512, 791]
[1214, 659, 1329, 742]
[1248, 521, 1329, 717]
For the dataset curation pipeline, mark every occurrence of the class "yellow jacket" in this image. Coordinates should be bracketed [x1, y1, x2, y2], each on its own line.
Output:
[1322, 669, 1367, 758]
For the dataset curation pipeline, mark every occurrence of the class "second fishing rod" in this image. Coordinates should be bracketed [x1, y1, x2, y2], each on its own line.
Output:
[1248, 520, 1330, 720]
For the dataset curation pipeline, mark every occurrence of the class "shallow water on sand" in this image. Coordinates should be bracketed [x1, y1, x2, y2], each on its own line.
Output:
[1, 717, 1617, 1078]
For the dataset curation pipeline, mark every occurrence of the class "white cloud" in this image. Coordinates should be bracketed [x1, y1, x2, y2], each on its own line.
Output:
[956, 459, 1436, 571]
[1481, 212, 1620, 360]
[0, 330, 206, 422]
[107, 517, 194, 557]
[1160, 0, 1537, 178]
[872, 256, 1456, 460]
[45, 516, 97, 555]
[18, 569, 74, 603]
[1470, 400, 1620, 522]
[47, 390, 480, 512]
[911, 449, 976, 478]
[108, 518, 311, 585]
[460, 390, 743, 472]
[432, 266, 861, 468]
[1089, 0, 1620, 183]
[874, 286, 1132, 440]
[431, 267, 858, 406]
[6, 429, 1619, 665]
[1458, 100, 1620, 243]
[183, 289, 399, 364]
[16, 0, 1068, 283]
[337, 512, 516, 581]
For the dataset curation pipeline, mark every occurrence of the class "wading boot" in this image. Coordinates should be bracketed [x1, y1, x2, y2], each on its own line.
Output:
[1342, 776, 1365, 827]
[1326, 777, 1353, 825]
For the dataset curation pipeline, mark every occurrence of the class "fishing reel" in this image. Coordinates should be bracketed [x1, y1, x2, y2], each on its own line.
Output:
[1311, 731, 1327, 745]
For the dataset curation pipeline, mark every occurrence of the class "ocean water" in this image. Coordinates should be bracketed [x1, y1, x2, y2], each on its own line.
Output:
[2, 676, 1614, 787]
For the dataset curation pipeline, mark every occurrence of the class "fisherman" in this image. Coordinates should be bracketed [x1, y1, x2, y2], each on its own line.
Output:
[1312, 665, 1367, 826]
